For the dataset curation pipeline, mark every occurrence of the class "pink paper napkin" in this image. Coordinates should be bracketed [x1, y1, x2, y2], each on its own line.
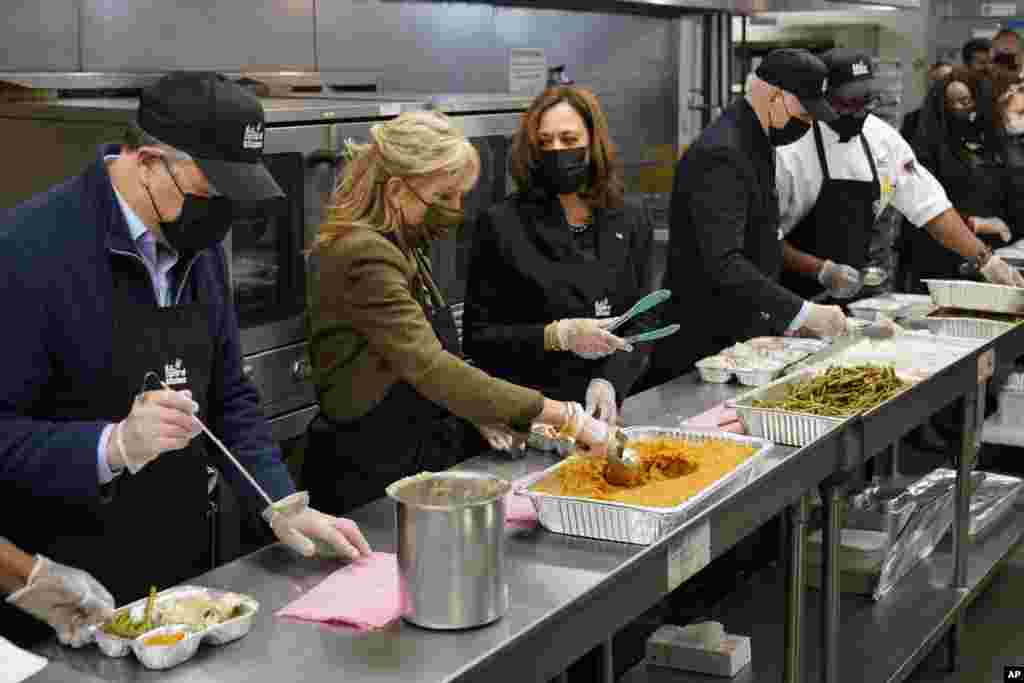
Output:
[683, 402, 744, 434]
[505, 474, 539, 529]
[275, 552, 407, 632]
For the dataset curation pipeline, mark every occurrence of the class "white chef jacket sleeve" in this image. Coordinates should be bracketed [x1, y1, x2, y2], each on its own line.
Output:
[775, 138, 817, 238]
[886, 129, 952, 228]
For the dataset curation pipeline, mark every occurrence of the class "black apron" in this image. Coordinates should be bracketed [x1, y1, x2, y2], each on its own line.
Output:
[304, 249, 474, 517]
[1, 254, 213, 647]
[781, 122, 881, 301]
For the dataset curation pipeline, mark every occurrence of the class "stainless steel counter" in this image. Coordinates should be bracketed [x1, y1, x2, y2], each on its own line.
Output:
[30, 374, 844, 683]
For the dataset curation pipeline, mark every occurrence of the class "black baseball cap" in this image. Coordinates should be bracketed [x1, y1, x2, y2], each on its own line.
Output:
[821, 49, 877, 100]
[755, 49, 837, 122]
[137, 72, 283, 202]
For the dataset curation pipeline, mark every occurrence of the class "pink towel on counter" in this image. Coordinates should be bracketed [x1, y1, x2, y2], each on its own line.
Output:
[504, 485, 539, 530]
[275, 552, 407, 632]
[683, 402, 745, 434]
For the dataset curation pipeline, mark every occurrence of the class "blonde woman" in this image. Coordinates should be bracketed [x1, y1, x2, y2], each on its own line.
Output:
[304, 111, 614, 514]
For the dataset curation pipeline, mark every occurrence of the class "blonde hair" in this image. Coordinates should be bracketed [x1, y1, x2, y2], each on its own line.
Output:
[315, 111, 480, 251]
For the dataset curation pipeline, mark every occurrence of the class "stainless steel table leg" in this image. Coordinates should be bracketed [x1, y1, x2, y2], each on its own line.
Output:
[601, 638, 614, 683]
[890, 440, 901, 479]
[783, 494, 809, 683]
[948, 384, 980, 674]
[820, 481, 842, 683]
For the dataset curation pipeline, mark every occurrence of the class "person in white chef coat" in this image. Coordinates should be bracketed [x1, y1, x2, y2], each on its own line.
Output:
[776, 48, 1024, 304]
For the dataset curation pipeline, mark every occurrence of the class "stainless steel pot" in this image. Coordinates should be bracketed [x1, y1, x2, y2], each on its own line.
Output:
[386, 471, 511, 630]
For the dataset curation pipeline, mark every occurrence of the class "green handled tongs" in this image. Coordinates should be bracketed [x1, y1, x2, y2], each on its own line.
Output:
[606, 289, 672, 332]
[623, 323, 681, 345]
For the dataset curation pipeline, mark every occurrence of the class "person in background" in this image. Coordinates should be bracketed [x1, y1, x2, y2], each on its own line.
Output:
[0, 72, 370, 647]
[462, 86, 657, 430]
[903, 66, 1023, 290]
[777, 50, 1019, 303]
[963, 37, 993, 72]
[901, 61, 954, 142]
[646, 49, 846, 389]
[993, 29, 1022, 75]
[1, 539, 113, 647]
[304, 111, 622, 516]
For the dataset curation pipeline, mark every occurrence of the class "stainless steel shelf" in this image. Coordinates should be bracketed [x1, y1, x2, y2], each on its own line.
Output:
[621, 505, 1024, 683]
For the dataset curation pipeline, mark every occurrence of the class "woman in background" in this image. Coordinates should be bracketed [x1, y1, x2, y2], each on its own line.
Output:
[462, 86, 659, 430]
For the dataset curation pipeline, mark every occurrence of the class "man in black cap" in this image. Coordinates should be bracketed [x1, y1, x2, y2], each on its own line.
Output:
[776, 49, 1023, 304]
[647, 48, 848, 388]
[0, 72, 370, 647]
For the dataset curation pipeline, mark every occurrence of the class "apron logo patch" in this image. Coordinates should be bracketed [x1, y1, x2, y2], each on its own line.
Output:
[243, 123, 264, 151]
[165, 358, 188, 387]
[595, 298, 612, 317]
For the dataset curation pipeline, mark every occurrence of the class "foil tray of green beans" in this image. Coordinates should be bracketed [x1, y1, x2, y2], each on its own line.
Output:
[733, 365, 912, 447]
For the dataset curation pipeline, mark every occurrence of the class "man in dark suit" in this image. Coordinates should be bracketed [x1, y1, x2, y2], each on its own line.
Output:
[647, 49, 847, 387]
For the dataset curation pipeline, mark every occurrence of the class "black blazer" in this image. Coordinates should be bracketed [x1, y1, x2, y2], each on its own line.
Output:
[649, 99, 803, 384]
[461, 196, 658, 405]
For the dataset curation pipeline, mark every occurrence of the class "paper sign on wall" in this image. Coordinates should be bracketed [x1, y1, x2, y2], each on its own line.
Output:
[509, 48, 547, 95]
[981, 3, 1017, 17]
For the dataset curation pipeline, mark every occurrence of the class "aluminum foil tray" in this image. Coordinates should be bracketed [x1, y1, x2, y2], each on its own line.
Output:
[732, 369, 848, 447]
[93, 585, 259, 669]
[923, 279, 1024, 315]
[910, 316, 1016, 341]
[514, 428, 774, 545]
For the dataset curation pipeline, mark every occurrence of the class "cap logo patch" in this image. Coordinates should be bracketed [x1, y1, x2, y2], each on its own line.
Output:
[243, 123, 264, 150]
[852, 61, 870, 77]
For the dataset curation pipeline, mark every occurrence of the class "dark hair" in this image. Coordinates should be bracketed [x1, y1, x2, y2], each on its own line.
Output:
[509, 85, 624, 209]
[962, 38, 992, 66]
[994, 29, 1022, 44]
[930, 60, 953, 72]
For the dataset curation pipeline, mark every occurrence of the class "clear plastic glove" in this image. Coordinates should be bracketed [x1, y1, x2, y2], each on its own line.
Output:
[474, 422, 526, 453]
[5, 556, 114, 648]
[817, 260, 863, 299]
[803, 303, 848, 338]
[560, 401, 613, 455]
[110, 389, 202, 474]
[585, 378, 618, 426]
[556, 319, 632, 360]
[968, 216, 1012, 243]
[263, 491, 371, 560]
[980, 254, 1024, 287]
[978, 349, 996, 384]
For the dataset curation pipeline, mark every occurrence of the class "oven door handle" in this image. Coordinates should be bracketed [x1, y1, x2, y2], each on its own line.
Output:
[307, 150, 341, 168]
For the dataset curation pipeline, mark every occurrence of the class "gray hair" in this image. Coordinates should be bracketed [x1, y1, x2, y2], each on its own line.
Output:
[122, 123, 191, 161]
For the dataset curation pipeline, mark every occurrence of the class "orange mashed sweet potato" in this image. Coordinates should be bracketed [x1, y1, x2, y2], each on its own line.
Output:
[530, 436, 756, 508]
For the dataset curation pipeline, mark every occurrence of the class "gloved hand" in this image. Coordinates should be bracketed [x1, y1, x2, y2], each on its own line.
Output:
[817, 260, 863, 299]
[5, 556, 114, 648]
[559, 401, 613, 455]
[474, 422, 526, 453]
[109, 389, 202, 474]
[263, 491, 372, 560]
[554, 319, 632, 360]
[978, 349, 996, 384]
[585, 378, 618, 426]
[968, 216, 1012, 243]
[980, 254, 1024, 287]
[803, 303, 848, 338]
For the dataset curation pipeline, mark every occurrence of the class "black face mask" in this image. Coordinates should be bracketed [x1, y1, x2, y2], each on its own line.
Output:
[768, 96, 811, 147]
[535, 148, 590, 195]
[144, 158, 234, 252]
[947, 109, 981, 143]
[828, 113, 867, 143]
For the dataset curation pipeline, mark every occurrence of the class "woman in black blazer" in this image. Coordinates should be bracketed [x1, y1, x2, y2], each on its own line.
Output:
[462, 85, 658, 428]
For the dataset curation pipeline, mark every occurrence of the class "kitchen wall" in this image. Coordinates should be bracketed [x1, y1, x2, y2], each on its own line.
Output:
[930, 0, 1021, 66]
[1, 1, 681, 193]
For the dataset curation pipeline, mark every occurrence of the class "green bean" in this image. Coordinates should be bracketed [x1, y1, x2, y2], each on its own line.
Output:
[751, 365, 905, 417]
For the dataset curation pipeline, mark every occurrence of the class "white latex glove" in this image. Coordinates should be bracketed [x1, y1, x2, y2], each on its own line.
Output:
[263, 491, 372, 560]
[560, 401, 613, 455]
[968, 216, 1012, 243]
[979, 349, 996, 384]
[980, 254, 1024, 287]
[475, 422, 526, 452]
[556, 319, 632, 360]
[109, 389, 202, 474]
[5, 556, 114, 648]
[803, 303, 848, 339]
[817, 260, 863, 300]
[585, 378, 618, 426]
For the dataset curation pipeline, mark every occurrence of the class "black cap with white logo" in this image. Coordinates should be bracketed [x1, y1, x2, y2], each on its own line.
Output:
[137, 71, 283, 202]
[821, 49, 877, 100]
[755, 48, 837, 122]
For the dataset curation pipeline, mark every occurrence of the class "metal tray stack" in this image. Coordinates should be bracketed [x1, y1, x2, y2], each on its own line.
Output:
[92, 586, 259, 670]
[515, 428, 774, 545]
[922, 279, 1024, 315]
[910, 316, 1016, 341]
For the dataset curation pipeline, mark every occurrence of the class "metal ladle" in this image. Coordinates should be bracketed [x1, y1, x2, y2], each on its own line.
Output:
[605, 430, 643, 487]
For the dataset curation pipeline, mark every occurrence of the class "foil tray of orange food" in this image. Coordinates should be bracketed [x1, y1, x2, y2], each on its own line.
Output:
[513, 428, 774, 545]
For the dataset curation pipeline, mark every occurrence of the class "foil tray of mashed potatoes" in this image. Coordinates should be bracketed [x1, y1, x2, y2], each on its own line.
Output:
[514, 427, 774, 544]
